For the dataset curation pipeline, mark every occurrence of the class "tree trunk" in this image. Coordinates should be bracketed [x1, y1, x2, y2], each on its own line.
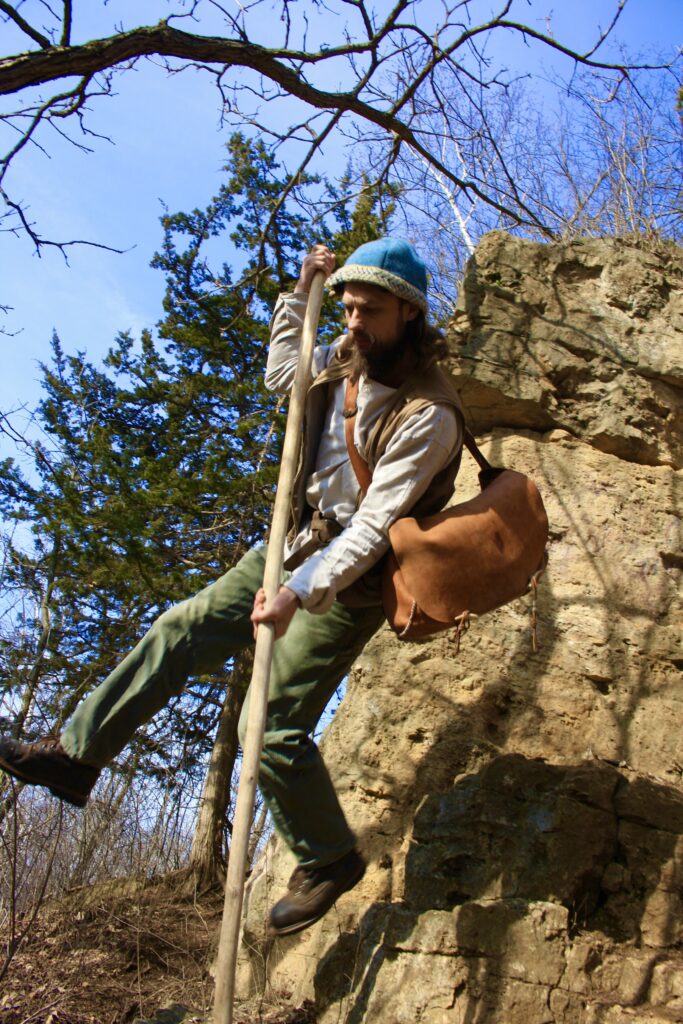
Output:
[187, 661, 249, 891]
[12, 535, 62, 739]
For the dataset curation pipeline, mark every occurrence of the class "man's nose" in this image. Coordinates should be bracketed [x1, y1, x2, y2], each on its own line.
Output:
[348, 309, 364, 332]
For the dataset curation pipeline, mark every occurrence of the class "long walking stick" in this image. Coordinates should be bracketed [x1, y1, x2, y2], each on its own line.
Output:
[212, 272, 326, 1024]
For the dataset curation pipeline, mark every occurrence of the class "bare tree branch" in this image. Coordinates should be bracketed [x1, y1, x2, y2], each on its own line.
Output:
[0, 185, 126, 257]
[0, 1, 676, 250]
[60, 0, 72, 47]
[0, 1, 52, 50]
[0, 21, 390, 94]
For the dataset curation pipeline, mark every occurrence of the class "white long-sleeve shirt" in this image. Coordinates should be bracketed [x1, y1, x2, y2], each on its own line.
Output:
[266, 292, 462, 613]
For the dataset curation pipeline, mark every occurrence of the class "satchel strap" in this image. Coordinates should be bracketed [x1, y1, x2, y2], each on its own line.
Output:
[344, 377, 373, 495]
[463, 429, 491, 472]
[464, 428, 505, 489]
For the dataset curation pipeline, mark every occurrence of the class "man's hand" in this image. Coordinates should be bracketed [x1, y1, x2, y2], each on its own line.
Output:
[251, 586, 302, 640]
[296, 244, 335, 294]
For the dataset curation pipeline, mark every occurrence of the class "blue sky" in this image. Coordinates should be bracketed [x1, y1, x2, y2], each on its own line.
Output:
[1, 0, 680, 422]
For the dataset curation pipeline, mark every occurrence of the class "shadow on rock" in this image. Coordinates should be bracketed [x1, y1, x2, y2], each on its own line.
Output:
[314, 754, 683, 1023]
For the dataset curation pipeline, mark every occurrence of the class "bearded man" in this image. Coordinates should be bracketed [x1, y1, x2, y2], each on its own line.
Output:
[0, 238, 464, 936]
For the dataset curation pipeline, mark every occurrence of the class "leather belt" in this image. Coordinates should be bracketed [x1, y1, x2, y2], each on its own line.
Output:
[283, 510, 343, 571]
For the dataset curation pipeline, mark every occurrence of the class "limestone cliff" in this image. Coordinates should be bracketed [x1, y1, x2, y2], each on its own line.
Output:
[236, 234, 683, 1023]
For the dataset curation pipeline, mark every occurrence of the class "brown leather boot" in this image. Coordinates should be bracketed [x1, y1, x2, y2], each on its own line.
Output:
[269, 848, 366, 937]
[0, 736, 100, 807]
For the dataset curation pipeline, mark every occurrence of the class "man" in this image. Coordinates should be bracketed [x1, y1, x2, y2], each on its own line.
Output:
[0, 238, 464, 936]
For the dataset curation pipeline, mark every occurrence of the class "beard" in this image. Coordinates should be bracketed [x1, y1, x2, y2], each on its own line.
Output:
[348, 329, 409, 381]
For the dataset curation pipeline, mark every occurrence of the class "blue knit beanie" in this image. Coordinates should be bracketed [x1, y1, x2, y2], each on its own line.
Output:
[327, 238, 428, 313]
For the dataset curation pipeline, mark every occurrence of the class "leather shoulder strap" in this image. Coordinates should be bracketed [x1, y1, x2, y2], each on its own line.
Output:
[463, 429, 491, 472]
[344, 377, 373, 495]
[463, 429, 506, 489]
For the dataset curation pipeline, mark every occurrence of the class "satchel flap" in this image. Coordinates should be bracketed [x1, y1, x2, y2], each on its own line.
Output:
[388, 469, 549, 622]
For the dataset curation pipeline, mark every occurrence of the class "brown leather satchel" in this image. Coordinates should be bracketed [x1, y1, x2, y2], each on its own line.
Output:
[344, 378, 549, 645]
[382, 435, 549, 642]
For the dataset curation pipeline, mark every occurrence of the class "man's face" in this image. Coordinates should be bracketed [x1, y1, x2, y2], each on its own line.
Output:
[341, 282, 419, 379]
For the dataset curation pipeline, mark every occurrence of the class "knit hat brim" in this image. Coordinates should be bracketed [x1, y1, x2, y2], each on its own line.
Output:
[327, 264, 428, 313]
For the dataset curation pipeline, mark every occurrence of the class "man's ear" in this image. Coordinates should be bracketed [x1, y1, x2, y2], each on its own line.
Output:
[401, 301, 420, 322]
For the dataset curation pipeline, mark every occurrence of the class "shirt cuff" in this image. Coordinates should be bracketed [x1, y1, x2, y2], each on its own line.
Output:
[286, 552, 339, 614]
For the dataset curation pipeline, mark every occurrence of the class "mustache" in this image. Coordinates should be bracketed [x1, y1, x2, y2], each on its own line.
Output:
[348, 328, 376, 347]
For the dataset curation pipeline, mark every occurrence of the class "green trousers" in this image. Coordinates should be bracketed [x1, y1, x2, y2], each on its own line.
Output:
[61, 547, 384, 868]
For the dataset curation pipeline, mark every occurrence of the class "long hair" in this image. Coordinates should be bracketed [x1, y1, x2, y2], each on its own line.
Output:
[403, 310, 449, 372]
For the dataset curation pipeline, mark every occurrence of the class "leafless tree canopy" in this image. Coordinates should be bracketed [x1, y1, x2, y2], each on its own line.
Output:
[0, 0, 676, 252]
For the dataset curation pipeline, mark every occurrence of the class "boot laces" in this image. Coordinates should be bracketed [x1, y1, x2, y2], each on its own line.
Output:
[288, 866, 316, 896]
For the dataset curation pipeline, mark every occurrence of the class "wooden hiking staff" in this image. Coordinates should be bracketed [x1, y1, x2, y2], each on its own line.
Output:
[212, 272, 326, 1024]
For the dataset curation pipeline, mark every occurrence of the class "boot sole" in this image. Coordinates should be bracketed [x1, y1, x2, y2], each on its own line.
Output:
[0, 754, 90, 808]
[269, 910, 329, 937]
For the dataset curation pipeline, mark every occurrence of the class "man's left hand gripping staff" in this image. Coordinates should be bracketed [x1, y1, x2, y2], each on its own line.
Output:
[251, 586, 302, 640]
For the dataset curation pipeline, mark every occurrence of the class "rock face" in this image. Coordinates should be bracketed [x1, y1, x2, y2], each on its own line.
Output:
[451, 232, 682, 469]
[236, 234, 683, 1023]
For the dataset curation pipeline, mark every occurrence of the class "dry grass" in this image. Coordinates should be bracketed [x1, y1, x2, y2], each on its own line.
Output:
[0, 874, 314, 1024]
